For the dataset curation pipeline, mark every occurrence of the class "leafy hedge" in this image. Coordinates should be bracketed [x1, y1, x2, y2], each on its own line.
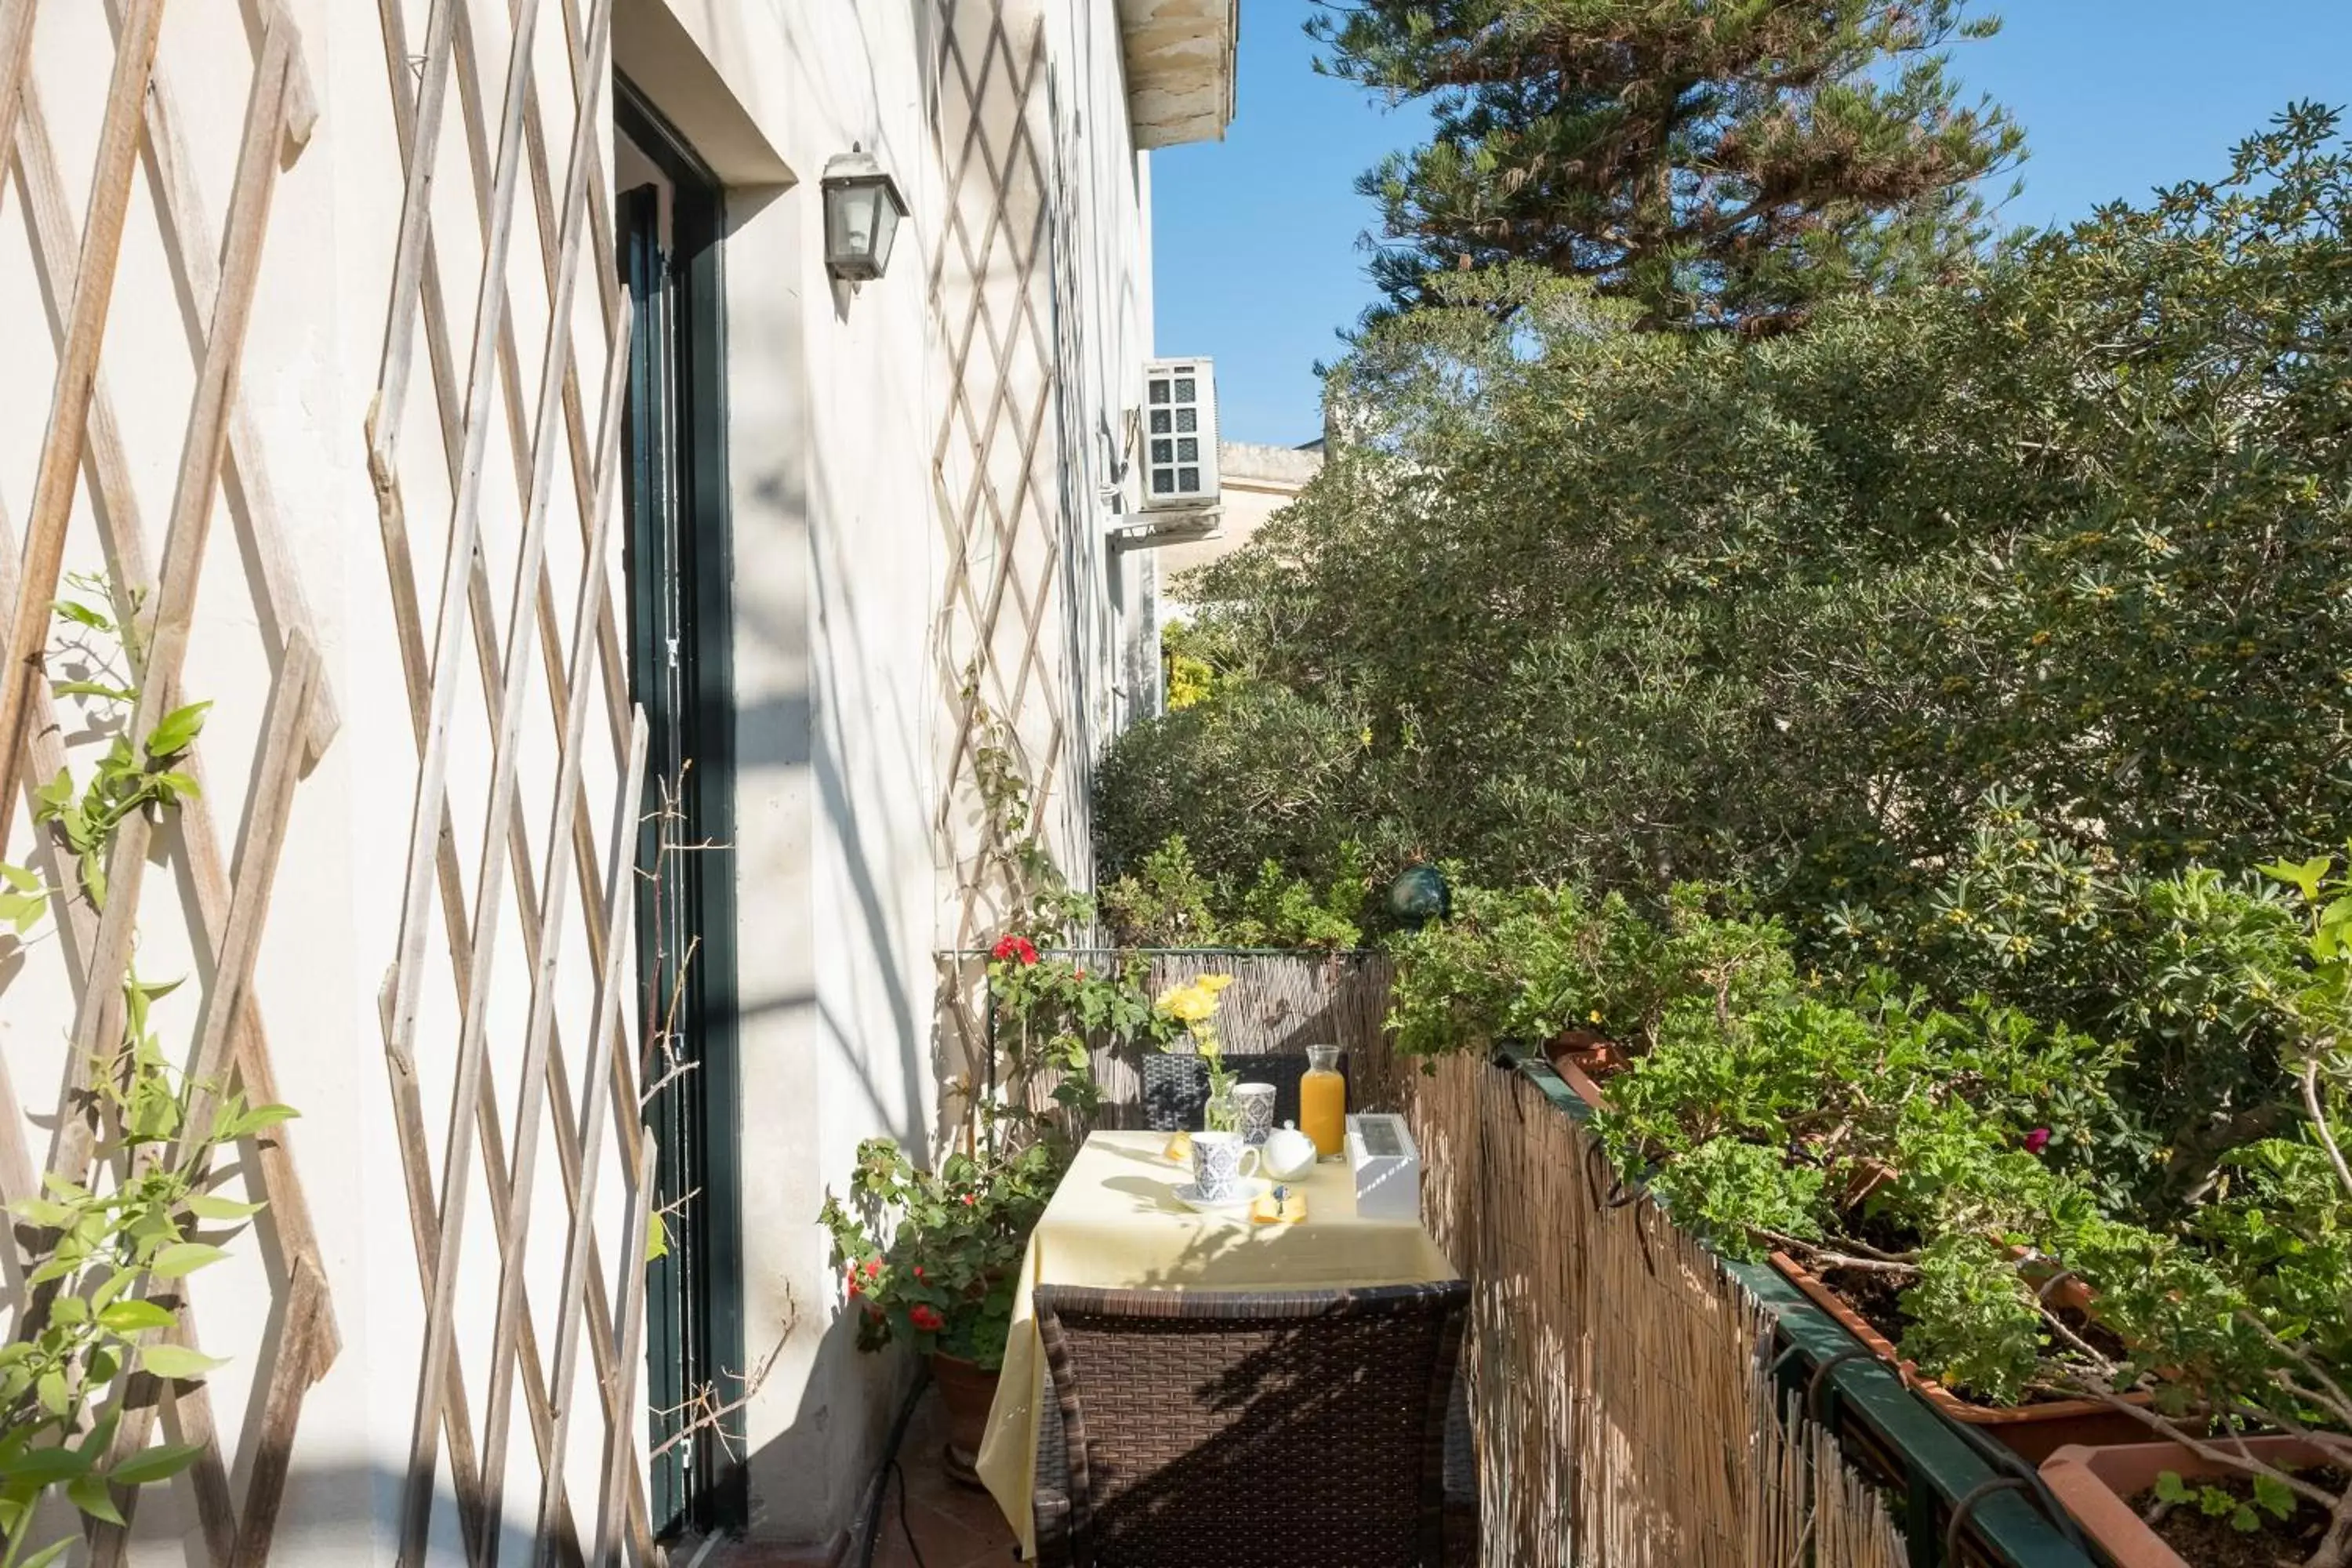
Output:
[1102, 107, 2352, 915]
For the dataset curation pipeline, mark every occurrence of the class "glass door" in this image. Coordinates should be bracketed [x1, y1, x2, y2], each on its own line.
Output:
[617, 79, 745, 1537]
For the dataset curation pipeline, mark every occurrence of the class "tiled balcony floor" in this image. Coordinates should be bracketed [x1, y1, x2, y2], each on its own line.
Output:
[862, 1388, 1017, 1568]
[701, 1388, 1016, 1568]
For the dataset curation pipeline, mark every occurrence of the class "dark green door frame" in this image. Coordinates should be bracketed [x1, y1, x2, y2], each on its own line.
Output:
[617, 75, 747, 1537]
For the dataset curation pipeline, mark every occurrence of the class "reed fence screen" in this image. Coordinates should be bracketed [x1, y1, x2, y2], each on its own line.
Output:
[962, 949, 1907, 1568]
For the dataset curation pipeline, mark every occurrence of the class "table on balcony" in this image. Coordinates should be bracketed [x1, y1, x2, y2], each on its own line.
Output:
[974, 1127, 1460, 1555]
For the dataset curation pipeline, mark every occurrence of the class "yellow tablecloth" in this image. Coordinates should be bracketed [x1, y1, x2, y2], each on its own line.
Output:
[975, 1129, 1459, 1556]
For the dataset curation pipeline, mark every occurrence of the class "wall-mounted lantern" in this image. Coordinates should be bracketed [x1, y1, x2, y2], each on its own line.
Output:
[821, 147, 908, 283]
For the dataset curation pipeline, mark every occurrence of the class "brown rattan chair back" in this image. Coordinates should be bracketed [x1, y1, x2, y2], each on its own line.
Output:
[1032, 1280, 1471, 1567]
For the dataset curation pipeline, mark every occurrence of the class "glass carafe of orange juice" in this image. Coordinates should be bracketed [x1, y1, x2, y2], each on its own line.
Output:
[1300, 1044, 1346, 1159]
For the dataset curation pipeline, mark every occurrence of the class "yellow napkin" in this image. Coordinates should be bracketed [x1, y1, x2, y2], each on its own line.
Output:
[1250, 1187, 1307, 1225]
[1161, 1131, 1193, 1166]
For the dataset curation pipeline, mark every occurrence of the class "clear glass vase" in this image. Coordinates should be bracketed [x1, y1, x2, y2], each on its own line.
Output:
[1203, 1080, 1239, 1134]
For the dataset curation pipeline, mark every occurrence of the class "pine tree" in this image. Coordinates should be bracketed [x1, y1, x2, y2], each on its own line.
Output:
[1313, 0, 2024, 331]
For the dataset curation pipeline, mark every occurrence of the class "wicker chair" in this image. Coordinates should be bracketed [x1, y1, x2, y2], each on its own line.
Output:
[1029, 1281, 1474, 1566]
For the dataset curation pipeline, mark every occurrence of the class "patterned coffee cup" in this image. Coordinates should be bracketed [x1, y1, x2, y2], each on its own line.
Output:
[1190, 1131, 1261, 1202]
[1233, 1083, 1277, 1145]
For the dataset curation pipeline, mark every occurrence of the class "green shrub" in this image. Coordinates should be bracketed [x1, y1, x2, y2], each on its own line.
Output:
[1385, 881, 1791, 1058]
[1116, 107, 2352, 914]
[1822, 792, 2310, 1213]
[1592, 982, 2125, 1402]
[1098, 835, 1367, 950]
[1093, 681, 1378, 888]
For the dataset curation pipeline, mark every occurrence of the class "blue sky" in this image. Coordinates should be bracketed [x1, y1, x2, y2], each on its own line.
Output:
[1152, 2, 2352, 447]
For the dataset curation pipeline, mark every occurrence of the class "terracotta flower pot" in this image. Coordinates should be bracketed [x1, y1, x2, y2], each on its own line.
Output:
[1543, 1030, 1625, 1111]
[2040, 1436, 2345, 1567]
[929, 1351, 1000, 1489]
[1770, 1250, 2154, 1463]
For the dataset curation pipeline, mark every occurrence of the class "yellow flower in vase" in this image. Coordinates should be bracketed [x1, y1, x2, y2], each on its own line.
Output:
[1153, 974, 1240, 1130]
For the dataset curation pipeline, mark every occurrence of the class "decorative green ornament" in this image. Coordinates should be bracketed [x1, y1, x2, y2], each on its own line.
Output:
[1388, 864, 1450, 927]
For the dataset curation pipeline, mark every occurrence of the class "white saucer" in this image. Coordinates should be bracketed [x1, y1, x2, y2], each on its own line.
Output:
[1171, 1177, 1272, 1215]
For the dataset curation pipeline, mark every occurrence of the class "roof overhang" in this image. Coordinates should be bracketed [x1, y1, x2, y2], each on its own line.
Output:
[1116, 0, 1237, 150]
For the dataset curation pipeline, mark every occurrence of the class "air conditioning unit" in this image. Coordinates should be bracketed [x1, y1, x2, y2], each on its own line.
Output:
[1138, 358, 1219, 510]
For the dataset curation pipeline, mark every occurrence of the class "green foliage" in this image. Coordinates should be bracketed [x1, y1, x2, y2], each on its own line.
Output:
[1134, 107, 2352, 918]
[818, 1138, 1062, 1370]
[1312, 0, 2022, 330]
[1093, 681, 1377, 892]
[983, 939, 1173, 1143]
[1098, 836, 1369, 951]
[1385, 880, 1790, 1058]
[0, 585, 281, 1568]
[2152, 1470, 2296, 1535]
[0, 963, 278, 1561]
[1592, 980, 2121, 1401]
[1160, 619, 1221, 711]
[1822, 792, 2309, 1211]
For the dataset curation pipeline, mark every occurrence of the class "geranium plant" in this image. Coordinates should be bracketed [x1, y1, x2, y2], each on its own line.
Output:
[1592, 978, 2126, 1404]
[818, 1137, 1062, 1369]
[982, 935, 1169, 1152]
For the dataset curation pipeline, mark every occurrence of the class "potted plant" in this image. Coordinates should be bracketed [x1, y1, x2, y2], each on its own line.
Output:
[2040, 1438, 2348, 1567]
[1593, 978, 2161, 1457]
[1386, 881, 1791, 1109]
[2016, 853, 2352, 1564]
[818, 931, 1161, 1482]
[819, 1136, 1062, 1483]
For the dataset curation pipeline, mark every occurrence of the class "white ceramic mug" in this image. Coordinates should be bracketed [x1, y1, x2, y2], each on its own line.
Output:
[1190, 1131, 1261, 1202]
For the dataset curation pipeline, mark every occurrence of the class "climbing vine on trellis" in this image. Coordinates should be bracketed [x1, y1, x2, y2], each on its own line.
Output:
[0, 583, 289, 1568]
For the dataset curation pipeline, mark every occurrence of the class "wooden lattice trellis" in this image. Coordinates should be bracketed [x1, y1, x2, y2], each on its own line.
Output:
[0, 2, 339, 1563]
[929, 0, 1093, 1109]
[363, 0, 656, 1559]
[2, 0, 656, 1560]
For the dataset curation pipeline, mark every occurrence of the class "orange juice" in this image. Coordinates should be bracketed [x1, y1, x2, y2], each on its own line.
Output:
[1300, 1044, 1346, 1158]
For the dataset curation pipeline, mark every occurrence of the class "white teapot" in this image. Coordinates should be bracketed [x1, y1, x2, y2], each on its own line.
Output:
[1261, 1121, 1319, 1182]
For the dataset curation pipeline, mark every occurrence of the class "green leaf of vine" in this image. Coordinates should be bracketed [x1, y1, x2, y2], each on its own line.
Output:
[65, 1473, 125, 1526]
[147, 1243, 227, 1279]
[138, 1345, 225, 1381]
[107, 1443, 205, 1487]
[96, 1300, 176, 1334]
[144, 702, 210, 760]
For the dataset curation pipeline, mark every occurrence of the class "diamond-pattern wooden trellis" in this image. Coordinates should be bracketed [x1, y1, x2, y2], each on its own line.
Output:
[930, 0, 1079, 1083]
[0, 2, 339, 1563]
[930, 0, 1133, 1124]
[363, 0, 655, 1558]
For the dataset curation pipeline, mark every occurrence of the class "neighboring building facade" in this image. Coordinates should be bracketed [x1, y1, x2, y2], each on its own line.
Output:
[1156, 439, 1325, 596]
[0, 2, 1232, 1564]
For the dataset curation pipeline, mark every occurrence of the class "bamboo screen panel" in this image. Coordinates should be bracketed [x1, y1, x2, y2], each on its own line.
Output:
[1410, 1050, 1907, 1568]
[0, 5, 337, 1563]
[360, 0, 655, 1559]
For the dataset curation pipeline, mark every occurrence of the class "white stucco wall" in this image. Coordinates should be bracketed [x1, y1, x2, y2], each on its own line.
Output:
[615, 0, 1171, 1552]
[2, 0, 1195, 1559]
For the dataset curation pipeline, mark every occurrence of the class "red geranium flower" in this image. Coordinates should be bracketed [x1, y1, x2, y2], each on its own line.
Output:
[908, 1304, 945, 1333]
[990, 934, 1039, 966]
[912, 1265, 925, 1279]
[2023, 1127, 2052, 1155]
[864, 1257, 883, 1279]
